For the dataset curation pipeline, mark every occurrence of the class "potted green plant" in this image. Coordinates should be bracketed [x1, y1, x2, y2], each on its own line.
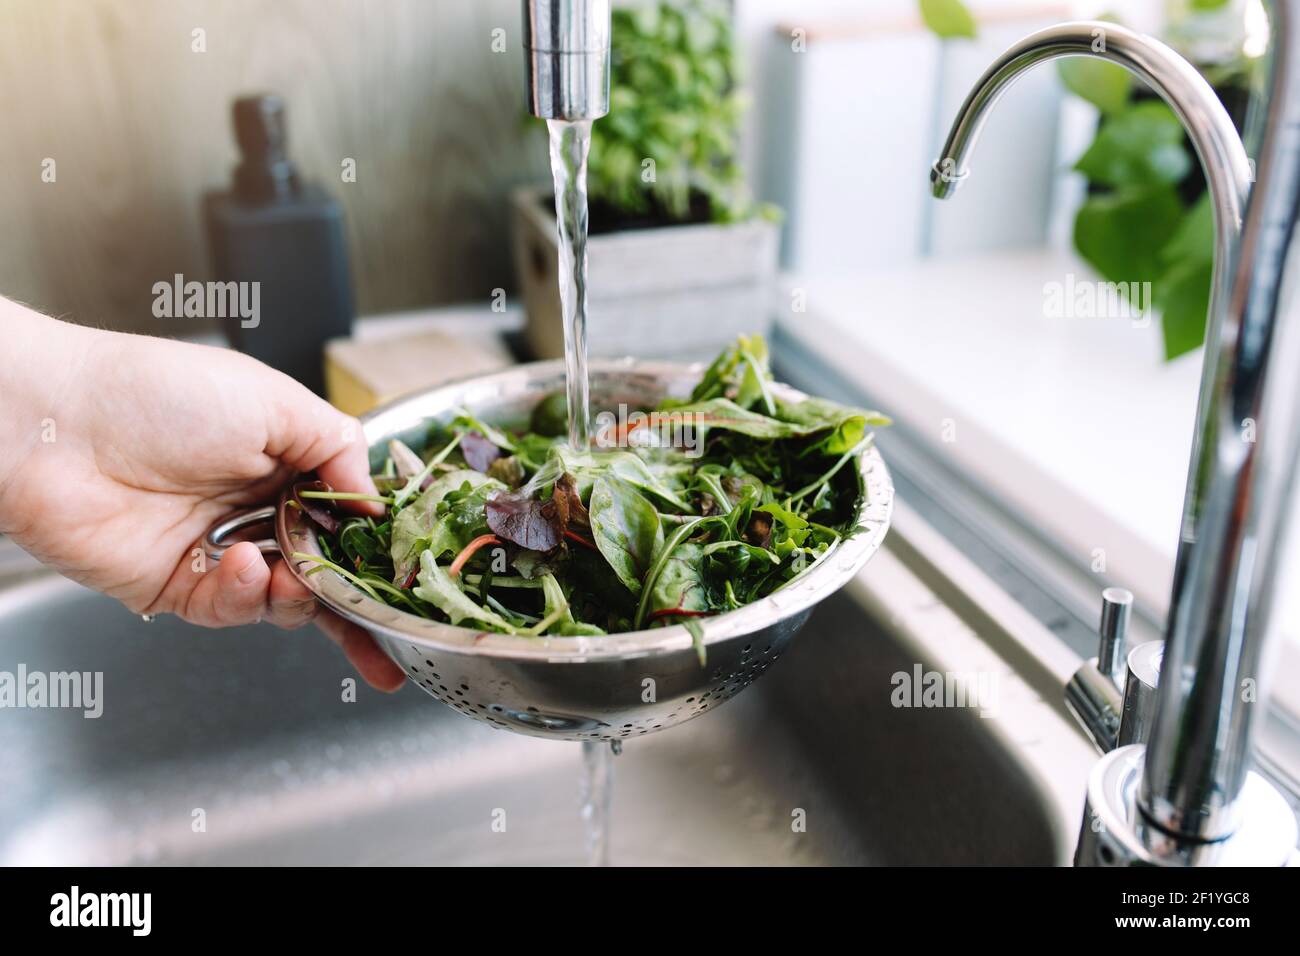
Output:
[512, 0, 780, 361]
[511, 0, 975, 359]
[1059, 0, 1260, 359]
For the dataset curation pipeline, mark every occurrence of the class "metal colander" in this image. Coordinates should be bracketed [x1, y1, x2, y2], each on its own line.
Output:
[206, 358, 893, 741]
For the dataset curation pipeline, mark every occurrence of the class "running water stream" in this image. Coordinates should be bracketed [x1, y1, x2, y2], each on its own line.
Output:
[579, 740, 617, 866]
[546, 119, 594, 451]
[547, 118, 618, 865]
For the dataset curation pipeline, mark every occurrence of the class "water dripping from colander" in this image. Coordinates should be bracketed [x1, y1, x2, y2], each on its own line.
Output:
[579, 739, 620, 865]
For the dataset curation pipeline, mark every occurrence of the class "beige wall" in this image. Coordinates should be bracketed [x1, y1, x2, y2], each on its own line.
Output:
[0, 0, 549, 335]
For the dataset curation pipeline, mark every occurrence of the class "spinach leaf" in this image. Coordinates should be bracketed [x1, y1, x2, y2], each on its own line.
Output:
[775, 396, 889, 454]
[648, 542, 710, 618]
[552, 445, 693, 512]
[589, 475, 664, 596]
[652, 398, 803, 441]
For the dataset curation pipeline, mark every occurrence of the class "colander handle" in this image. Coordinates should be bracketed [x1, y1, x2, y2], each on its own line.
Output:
[203, 506, 280, 564]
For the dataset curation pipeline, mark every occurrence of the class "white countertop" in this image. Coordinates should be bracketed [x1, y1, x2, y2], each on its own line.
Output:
[782, 249, 1203, 615]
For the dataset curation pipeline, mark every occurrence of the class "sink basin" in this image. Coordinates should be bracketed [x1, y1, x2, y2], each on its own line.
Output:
[0, 561, 1066, 865]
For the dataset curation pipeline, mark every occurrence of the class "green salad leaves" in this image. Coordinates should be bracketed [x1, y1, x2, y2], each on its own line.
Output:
[298, 335, 887, 643]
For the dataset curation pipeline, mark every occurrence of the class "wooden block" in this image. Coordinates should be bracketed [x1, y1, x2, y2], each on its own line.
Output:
[325, 329, 513, 416]
[511, 187, 779, 361]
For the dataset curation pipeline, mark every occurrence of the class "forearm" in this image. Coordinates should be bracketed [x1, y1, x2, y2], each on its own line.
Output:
[0, 298, 97, 529]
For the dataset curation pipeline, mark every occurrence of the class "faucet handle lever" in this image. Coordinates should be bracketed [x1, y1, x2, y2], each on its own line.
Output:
[1097, 587, 1133, 687]
[1065, 587, 1134, 753]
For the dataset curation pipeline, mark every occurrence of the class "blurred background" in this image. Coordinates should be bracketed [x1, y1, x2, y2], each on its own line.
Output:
[0, 0, 544, 332]
[0, 0, 1248, 339]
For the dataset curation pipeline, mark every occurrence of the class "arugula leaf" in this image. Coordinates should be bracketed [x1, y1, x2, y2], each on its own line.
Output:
[425, 481, 499, 561]
[757, 502, 810, 549]
[413, 552, 520, 632]
[540, 572, 573, 626]
[391, 470, 502, 583]
[530, 572, 604, 635]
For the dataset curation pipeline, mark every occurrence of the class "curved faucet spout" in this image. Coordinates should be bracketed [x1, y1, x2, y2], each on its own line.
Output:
[931, 21, 1252, 216]
[931, 22, 1251, 341]
[931, 20, 1278, 849]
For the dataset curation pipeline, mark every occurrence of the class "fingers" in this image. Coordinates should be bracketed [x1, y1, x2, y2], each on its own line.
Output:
[180, 531, 403, 695]
[181, 544, 402, 696]
[264, 556, 318, 630]
[183, 540, 270, 627]
[262, 382, 383, 518]
[315, 428, 384, 519]
[315, 611, 407, 692]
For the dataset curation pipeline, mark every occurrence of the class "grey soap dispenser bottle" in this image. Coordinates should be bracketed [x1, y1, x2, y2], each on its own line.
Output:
[204, 93, 354, 395]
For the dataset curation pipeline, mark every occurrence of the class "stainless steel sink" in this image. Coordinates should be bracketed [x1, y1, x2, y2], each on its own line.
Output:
[0, 556, 1065, 865]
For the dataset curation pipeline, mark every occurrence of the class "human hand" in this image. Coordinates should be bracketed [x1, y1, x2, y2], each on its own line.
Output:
[0, 301, 406, 692]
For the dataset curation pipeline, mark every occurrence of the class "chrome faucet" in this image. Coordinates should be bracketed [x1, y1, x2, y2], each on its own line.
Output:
[523, 0, 611, 121]
[934, 12, 1300, 864]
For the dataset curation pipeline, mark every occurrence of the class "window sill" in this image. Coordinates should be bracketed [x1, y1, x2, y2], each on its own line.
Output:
[776, 248, 1300, 746]
[782, 249, 1201, 614]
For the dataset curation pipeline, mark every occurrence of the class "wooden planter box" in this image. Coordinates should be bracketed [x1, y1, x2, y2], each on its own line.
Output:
[511, 187, 779, 361]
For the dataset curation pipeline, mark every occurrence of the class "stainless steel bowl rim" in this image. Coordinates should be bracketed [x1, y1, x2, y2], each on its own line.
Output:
[279, 357, 893, 663]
